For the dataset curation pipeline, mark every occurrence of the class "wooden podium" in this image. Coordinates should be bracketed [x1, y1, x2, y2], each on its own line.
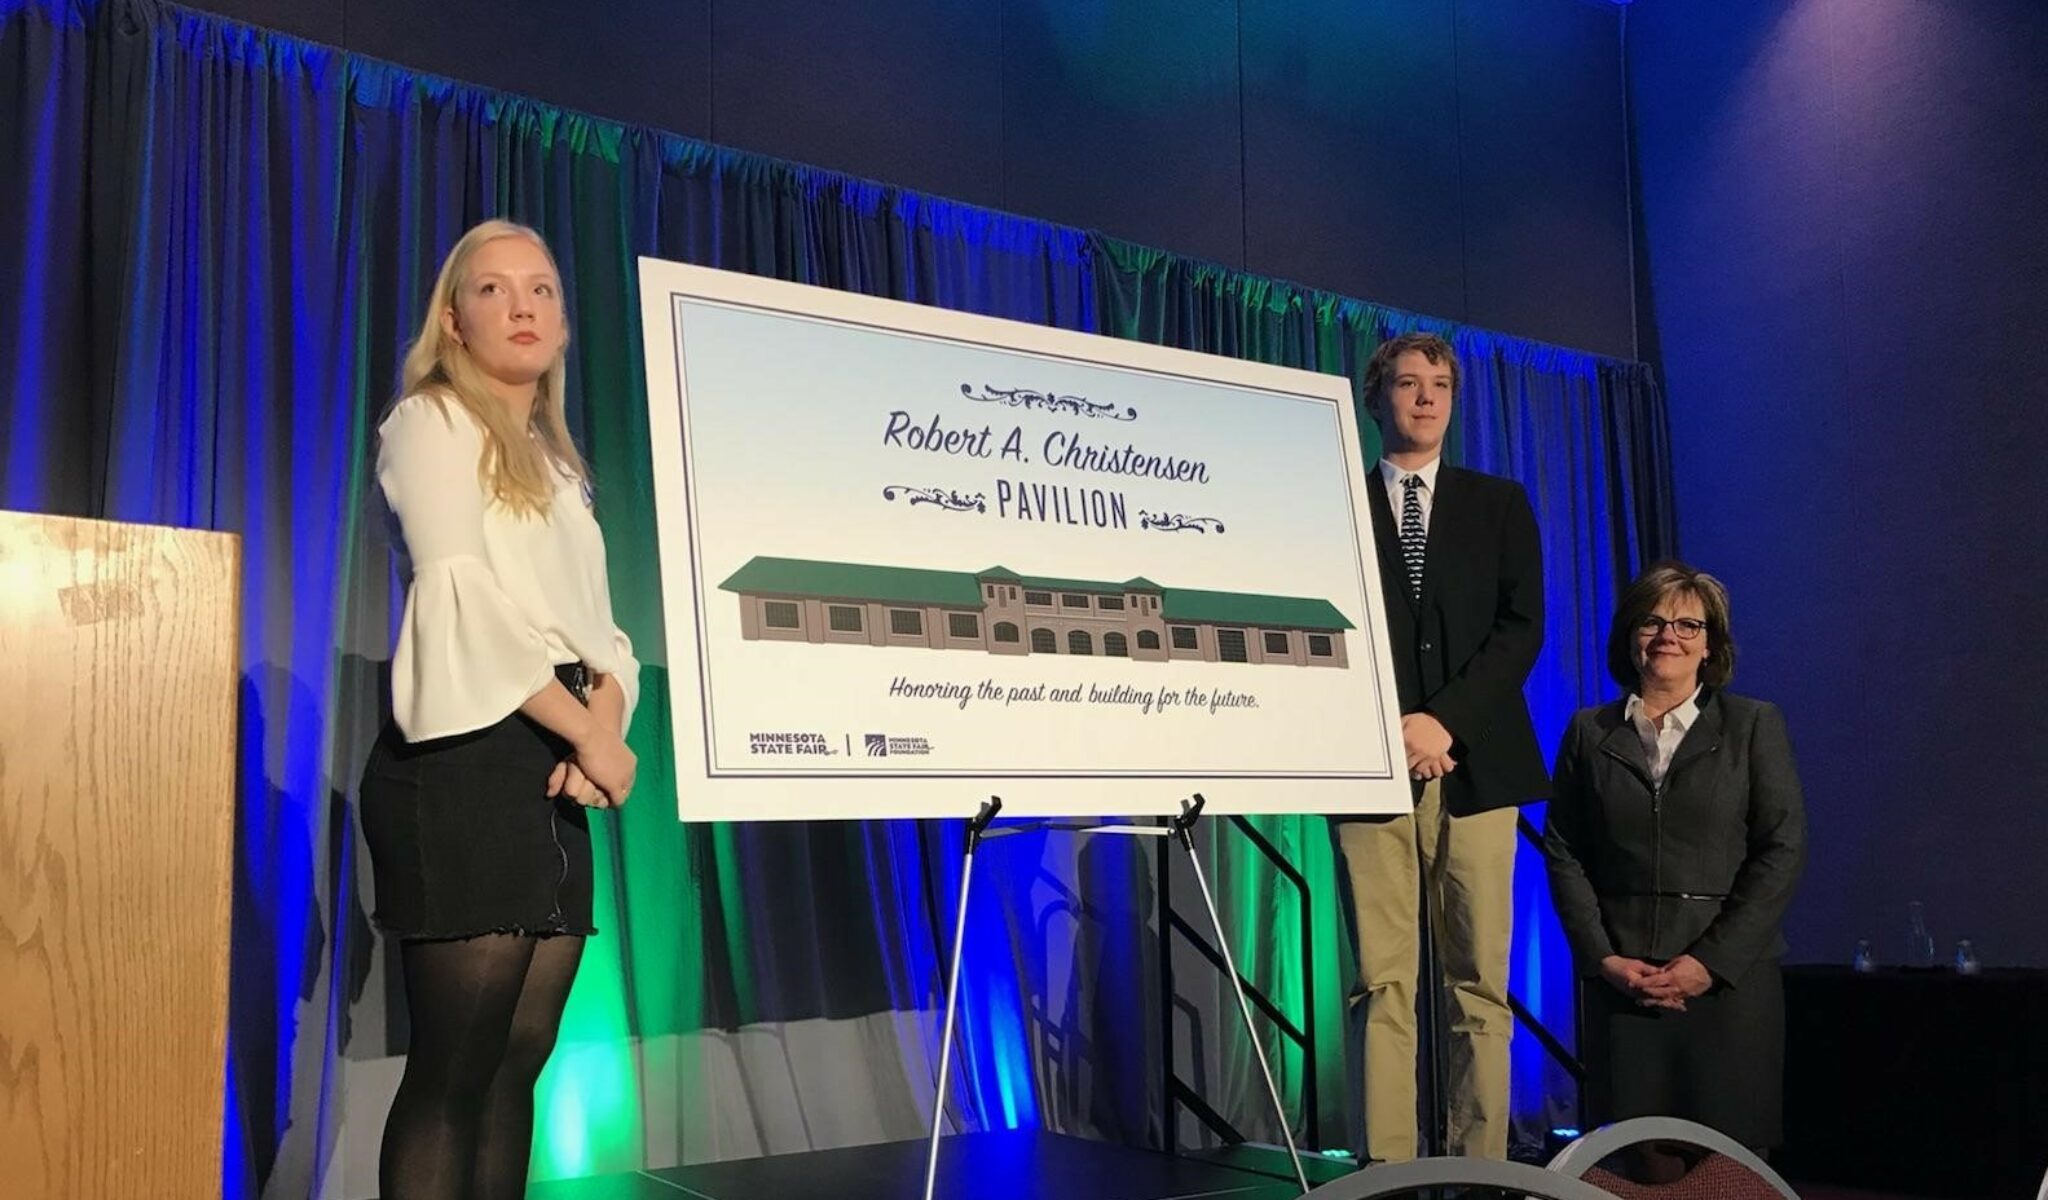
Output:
[0, 511, 240, 1200]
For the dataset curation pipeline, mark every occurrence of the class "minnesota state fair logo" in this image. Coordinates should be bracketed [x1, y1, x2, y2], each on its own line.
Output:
[865, 732, 934, 758]
[748, 732, 836, 756]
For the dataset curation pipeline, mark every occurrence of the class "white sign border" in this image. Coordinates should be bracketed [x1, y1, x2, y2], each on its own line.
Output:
[638, 257, 1411, 822]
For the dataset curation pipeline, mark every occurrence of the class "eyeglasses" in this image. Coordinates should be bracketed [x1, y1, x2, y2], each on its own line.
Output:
[1637, 615, 1707, 641]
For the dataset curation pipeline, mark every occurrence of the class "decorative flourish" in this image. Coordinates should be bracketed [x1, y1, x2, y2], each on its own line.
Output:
[882, 484, 987, 513]
[959, 383, 1137, 422]
[1138, 511, 1226, 535]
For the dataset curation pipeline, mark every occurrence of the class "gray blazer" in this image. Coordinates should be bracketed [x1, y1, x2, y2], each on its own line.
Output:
[1541, 689, 1806, 985]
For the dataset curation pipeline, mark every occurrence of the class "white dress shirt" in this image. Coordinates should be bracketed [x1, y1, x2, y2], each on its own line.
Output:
[1378, 455, 1442, 535]
[378, 394, 640, 741]
[1625, 685, 1703, 785]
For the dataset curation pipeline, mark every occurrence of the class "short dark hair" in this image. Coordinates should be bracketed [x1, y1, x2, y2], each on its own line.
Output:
[1607, 561, 1738, 693]
[1362, 332, 1459, 410]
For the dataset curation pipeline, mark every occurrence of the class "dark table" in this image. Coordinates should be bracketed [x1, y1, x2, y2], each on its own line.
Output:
[1780, 965, 2048, 1198]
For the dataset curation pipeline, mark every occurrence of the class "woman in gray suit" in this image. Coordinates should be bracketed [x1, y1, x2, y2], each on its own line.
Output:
[1543, 562, 1806, 1154]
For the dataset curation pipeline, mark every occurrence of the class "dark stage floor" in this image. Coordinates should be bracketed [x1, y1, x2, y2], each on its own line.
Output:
[512, 1130, 1928, 1200]
[524, 1131, 1357, 1200]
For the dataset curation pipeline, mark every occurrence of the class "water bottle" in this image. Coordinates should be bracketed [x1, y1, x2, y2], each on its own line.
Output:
[1905, 900, 1936, 968]
[1851, 938, 1875, 973]
[1955, 939, 1981, 976]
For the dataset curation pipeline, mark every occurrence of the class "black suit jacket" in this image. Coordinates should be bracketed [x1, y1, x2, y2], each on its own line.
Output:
[1362, 465, 1550, 816]
[1540, 690, 1807, 985]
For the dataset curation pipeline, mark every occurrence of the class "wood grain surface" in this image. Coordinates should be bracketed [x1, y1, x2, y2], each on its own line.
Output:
[1, 511, 240, 1199]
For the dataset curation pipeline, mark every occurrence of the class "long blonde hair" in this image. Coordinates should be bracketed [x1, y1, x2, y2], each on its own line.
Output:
[396, 220, 589, 517]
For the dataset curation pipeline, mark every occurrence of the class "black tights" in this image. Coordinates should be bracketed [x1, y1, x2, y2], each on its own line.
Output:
[379, 933, 585, 1200]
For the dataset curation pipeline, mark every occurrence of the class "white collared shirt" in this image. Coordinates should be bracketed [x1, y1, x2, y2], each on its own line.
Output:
[1378, 455, 1442, 535]
[1625, 685, 1703, 785]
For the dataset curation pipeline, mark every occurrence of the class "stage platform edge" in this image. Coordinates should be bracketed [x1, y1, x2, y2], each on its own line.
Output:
[523, 1129, 1359, 1200]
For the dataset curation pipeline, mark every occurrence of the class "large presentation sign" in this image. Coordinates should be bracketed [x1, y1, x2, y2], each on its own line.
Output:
[638, 258, 1409, 821]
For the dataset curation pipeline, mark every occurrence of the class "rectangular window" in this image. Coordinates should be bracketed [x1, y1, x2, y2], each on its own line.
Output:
[1008, 587, 1017, 600]
[1061, 593, 1091, 609]
[948, 613, 980, 639]
[1024, 590, 1053, 606]
[1263, 631, 1290, 655]
[1308, 634, 1333, 657]
[764, 601, 800, 629]
[985, 584, 995, 598]
[1217, 629, 1249, 663]
[1098, 595, 1126, 611]
[889, 609, 924, 636]
[828, 605, 864, 633]
[1170, 626, 1199, 651]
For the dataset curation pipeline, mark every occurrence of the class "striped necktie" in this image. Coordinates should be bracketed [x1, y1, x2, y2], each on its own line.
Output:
[1400, 474, 1426, 602]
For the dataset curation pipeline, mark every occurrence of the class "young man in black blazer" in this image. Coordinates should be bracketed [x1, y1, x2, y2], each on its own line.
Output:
[1338, 332, 1550, 1162]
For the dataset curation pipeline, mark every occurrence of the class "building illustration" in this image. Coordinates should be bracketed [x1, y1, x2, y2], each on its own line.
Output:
[719, 556, 1353, 668]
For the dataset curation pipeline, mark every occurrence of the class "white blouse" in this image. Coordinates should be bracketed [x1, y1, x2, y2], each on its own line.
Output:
[1624, 685, 1702, 786]
[377, 394, 640, 742]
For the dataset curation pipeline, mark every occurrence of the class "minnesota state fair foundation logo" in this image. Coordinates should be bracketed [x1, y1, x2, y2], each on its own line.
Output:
[865, 733, 934, 758]
[748, 732, 837, 756]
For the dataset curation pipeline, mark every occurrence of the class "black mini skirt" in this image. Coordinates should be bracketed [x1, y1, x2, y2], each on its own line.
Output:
[358, 669, 595, 941]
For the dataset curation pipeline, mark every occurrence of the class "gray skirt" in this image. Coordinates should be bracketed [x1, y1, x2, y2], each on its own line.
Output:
[1581, 958, 1785, 1149]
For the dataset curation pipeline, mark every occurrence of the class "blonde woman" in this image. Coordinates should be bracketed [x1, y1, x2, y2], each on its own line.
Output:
[358, 220, 639, 1200]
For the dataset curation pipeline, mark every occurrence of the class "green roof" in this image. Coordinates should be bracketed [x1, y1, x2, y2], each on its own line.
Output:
[721, 557, 1354, 631]
[719, 557, 984, 607]
[1162, 587, 1355, 632]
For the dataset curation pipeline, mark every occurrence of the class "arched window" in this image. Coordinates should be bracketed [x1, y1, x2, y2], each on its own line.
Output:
[1030, 628, 1058, 654]
[1068, 629, 1094, 656]
[1136, 630, 1161, 651]
[1103, 632, 1129, 657]
[994, 621, 1021, 644]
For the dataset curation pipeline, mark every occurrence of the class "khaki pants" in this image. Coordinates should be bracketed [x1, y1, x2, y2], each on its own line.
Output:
[1337, 779, 1517, 1162]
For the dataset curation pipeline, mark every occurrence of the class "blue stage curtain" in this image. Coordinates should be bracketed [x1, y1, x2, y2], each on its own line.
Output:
[0, 0, 1672, 1192]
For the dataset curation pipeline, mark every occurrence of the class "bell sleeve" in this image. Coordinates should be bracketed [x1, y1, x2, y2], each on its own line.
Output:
[606, 623, 642, 735]
[377, 395, 559, 741]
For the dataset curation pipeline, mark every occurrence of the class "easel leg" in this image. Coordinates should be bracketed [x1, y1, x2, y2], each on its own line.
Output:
[1172, 796, 1312, 1196]
[1157, 824, 1178, 1153]
[922, 798, 1002, 1200]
